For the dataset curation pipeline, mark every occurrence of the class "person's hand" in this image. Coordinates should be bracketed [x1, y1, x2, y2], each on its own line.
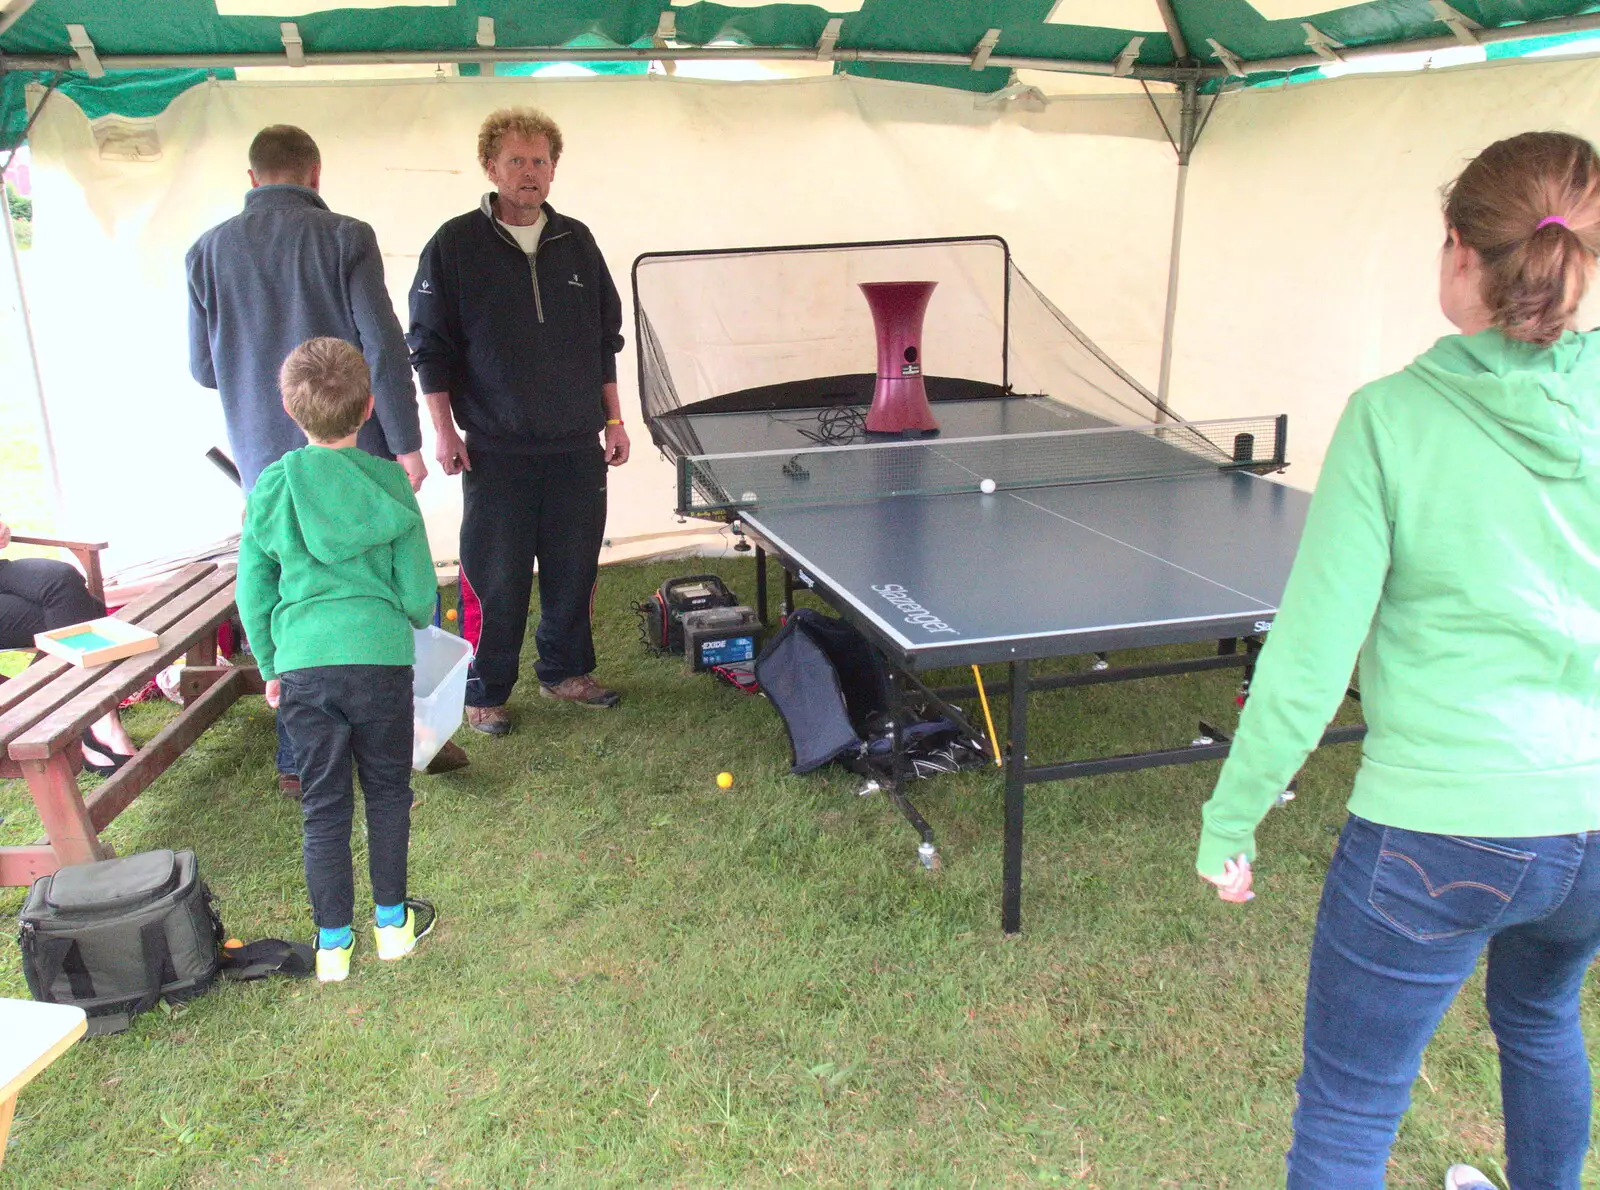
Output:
[603, 421, 631, 467]
[436, 425, 472, 476]
[1201, 855, 1254, 903]
[264, 678, 281, 709]
[0, 518, 9, 550]
[398, 451, 427, 492]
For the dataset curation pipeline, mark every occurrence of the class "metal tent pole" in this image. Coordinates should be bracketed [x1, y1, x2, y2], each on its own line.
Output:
[2, 124, 63, 514]
[2, 192, 62, 512]
[1155, 79, 1202, 420]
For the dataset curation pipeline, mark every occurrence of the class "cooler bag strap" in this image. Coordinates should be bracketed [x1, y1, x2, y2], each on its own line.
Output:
[131, 919, 173, 1017]
[59, 938, 98, 1000]
[82, 922, 172, 1037]
[28, 935, 96, 1003]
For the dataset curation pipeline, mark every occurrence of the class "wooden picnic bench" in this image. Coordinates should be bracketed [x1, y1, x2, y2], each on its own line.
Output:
[5, 533, 109, 605]
[0, 562, 262, 886]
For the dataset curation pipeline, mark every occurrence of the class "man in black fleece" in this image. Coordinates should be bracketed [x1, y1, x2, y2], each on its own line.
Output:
[407, 108, 628, 734]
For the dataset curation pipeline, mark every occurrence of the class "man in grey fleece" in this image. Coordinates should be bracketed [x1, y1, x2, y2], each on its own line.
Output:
[186, 124, 426, 493]
[186, 124, 446, 793]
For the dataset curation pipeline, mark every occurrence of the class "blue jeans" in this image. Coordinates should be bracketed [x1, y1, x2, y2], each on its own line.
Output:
[275, 665, 414, 929]
[1289, 815, 1600, 1189]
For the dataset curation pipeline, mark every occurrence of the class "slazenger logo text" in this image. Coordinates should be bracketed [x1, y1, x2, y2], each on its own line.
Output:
[872, 584, 958, 635]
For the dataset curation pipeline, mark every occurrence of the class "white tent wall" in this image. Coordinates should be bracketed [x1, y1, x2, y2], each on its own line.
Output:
[19, 73, 1179, 572]
[1170, 55, 1600, 483]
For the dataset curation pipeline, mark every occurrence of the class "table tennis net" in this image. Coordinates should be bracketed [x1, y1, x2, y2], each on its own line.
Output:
[678, 415, 1286, 518]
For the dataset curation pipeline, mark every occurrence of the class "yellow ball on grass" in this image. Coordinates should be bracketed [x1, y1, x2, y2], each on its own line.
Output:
[716, 771, 734, 789]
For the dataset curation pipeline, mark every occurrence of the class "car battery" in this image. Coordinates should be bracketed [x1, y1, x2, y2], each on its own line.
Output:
[681, 606, 763, 672]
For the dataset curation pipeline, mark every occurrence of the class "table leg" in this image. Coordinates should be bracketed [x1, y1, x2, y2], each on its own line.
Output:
[0, 1092, 15, 1169]
[781, 566, 795, 621]
[754, 546, 768, 626]
[879, 668, 939, 870]
[1240, 636, 1262, 706]
[1002, 660, 1029, 935]
[185, 630, 218, 667]
[21, 753, 110, 868]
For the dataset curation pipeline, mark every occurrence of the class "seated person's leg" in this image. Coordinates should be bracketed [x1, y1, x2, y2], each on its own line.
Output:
[1, 559, 135, 764]
[0, 588, 41, 651]
[1, 557, 104, 639]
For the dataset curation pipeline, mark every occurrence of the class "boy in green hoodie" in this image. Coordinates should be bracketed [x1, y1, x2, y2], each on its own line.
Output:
[237, 337, 439, 983]
[1196, 134, 1600, 1189]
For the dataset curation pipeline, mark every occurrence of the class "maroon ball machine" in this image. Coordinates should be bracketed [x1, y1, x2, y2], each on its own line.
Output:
[858, 281, 940, 437]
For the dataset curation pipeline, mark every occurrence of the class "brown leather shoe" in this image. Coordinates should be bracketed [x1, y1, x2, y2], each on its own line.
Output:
[279, 773, 302, 799]
[538, 674, 621, 708]
[466, 704, 513, 736]
[424, 739, 471, 774]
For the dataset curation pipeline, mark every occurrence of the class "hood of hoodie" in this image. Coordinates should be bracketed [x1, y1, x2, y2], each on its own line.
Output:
[1404, 328, 1600, 479]
[267, 447, 421, 564]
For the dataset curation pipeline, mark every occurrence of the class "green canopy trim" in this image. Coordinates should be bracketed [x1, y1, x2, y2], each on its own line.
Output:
[4, 2, 1600, 138]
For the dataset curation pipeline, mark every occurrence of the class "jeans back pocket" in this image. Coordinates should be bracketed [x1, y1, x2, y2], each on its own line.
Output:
[1368, 828, 1536, 942]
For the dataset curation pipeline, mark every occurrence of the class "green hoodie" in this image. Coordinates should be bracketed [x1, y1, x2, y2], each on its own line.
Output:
[237, 446, 436, 681]
[1197, 329, 1600, 878]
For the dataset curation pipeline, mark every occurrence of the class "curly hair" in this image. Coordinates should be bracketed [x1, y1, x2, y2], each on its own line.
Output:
[477, 107, 564, 170]
[1444, 131, 1600, 346]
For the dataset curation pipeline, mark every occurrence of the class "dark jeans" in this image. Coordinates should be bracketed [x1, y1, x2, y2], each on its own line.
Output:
[458, 444, 607, 706]
[0, 557, 104, 649]
[1288, 815, 1600, 1189]
[276, 665, 414, 930]
[275, 716, 297, 776]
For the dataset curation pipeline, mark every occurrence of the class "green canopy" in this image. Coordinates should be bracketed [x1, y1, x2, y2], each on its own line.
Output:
[5, 1, 1600, 143]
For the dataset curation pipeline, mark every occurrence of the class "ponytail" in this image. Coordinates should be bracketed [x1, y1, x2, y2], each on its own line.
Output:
[1443, 131, 1600, 347]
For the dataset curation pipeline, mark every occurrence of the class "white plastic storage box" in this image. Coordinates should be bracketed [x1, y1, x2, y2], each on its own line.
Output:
[412, 625, 473, 770]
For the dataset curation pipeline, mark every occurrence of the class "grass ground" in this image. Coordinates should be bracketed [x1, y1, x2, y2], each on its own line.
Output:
[1, 560, 1592, 1189]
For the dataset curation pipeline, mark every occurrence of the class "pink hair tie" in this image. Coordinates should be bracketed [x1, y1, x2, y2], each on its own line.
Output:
[1536, 215, 1570, 231]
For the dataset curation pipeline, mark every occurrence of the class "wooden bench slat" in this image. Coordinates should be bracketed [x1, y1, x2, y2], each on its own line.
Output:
[8, 581, 241, 760]
[0, 568, 233, 752]
[0, 563, 219, 716]
[0, 846, 59, 886]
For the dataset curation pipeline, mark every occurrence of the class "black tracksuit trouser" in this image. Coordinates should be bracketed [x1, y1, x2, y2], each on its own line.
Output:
[0, 558, 105, 649]
[458, 444, 607, 707]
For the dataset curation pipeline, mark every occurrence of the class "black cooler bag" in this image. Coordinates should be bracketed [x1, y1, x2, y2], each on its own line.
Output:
[19, 849, 223, 1035]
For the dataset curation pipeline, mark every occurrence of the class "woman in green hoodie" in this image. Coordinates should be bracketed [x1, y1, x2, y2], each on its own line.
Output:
[1196, 132, 1600, 1190]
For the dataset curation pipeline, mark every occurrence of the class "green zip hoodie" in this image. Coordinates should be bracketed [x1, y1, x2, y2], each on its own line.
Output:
[237, 446, 436, 681]
[1197, 329, 1600, 878]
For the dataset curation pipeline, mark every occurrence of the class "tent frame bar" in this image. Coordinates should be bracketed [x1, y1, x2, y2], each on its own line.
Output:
[0, 43, 1212, 83]
[1241, 9, 1600, 76]
[6, 7, 1600, 83]
[1152, 0, 1191, 62]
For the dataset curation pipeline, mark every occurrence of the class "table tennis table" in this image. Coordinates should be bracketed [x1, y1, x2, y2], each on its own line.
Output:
[664, 396, 1366, 933]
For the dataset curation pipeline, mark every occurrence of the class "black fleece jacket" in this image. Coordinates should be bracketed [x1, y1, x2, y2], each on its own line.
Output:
[407, 197, 624, 454]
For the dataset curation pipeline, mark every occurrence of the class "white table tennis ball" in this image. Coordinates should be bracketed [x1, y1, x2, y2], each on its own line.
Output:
[741, 491, 758, 502]
[980, 478, 996, 494]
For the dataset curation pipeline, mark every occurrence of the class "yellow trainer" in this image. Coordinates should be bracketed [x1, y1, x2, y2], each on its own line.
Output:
[315, 940, 352, 983]
[373, 898, 437, 961]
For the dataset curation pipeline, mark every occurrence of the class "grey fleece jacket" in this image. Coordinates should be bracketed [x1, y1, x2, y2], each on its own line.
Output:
[186, 184, 421, 489]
